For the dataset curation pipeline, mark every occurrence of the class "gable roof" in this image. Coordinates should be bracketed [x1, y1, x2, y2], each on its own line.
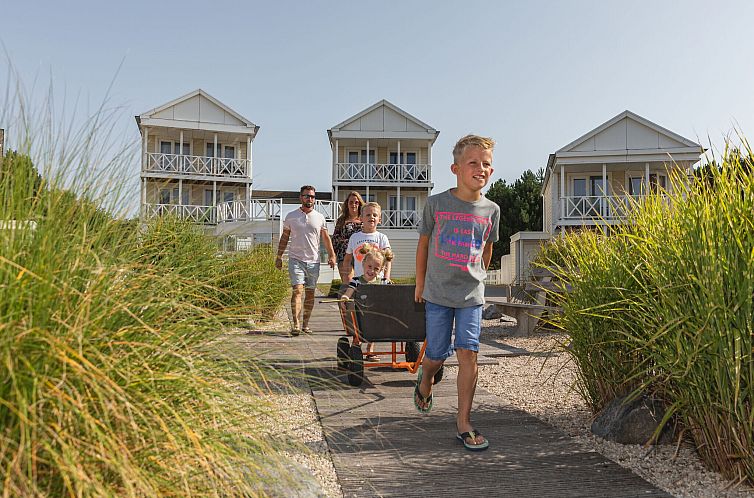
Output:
[328, 99, 438, 142]
[557, 110, 700, 154]
[541, 110, 705, 193]
[136, 89, 258, 136]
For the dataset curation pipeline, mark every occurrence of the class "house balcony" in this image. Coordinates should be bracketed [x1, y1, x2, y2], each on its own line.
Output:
[557, 194, 666, 225]
[216, 199, 340, 223]
[144, 203, 217, 224]
[335, 163, 431, 185]
[381, 209, 420, 229]
[144, 152, 250, 180]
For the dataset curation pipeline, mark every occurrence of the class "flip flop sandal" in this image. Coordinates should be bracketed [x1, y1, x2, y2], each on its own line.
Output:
[302, 327, 312, 334]
[457, 430, 489, 451]
[413, 366, 433, 414]
[290, 328, 301, 337]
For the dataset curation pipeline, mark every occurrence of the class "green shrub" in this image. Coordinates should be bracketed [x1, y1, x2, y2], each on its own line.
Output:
[539, 149, 754, 483]
[0, 104, 306, 494]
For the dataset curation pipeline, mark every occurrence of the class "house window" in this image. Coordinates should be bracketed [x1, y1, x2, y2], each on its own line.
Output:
[389, 152, 417, 180]
[224, 146, 235, 159]
[223, 191, 235, 203]
[158, 188, 187, 205]
[571, 176, 608, 217]
[204, 189, 214, 206]
[629, 174, 667, 195]
[347, 149, 375, 179]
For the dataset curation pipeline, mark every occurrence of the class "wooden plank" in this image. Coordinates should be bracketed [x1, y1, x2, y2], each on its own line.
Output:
[248, 292, 670, 498]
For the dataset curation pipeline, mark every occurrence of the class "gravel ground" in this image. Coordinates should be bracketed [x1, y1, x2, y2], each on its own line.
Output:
[253, 310, 754, 498]
[470, 318, 754, 498]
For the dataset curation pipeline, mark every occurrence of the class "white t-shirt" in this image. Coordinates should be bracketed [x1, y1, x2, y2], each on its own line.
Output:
[346, 230, 391, 277]
[283, 208, 327, 263]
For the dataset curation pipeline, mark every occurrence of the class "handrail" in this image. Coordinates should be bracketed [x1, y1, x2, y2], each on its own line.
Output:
[145, 152, 250, 178]
[335, 162, 431, 183]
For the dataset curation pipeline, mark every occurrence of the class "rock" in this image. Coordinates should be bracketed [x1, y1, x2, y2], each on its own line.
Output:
[591, 394, 676, 445]
[483, 304, 503, 320]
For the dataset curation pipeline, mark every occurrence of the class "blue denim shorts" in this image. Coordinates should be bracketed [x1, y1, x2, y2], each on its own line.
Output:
[288, 258, 320, 289]
[424, 301, 483, 361]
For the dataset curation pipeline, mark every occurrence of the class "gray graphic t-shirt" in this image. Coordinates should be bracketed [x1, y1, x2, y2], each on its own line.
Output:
[418, 189, 500, 308]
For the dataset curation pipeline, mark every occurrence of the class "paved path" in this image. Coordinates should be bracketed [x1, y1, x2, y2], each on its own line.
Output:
[256, 297, 671, 498]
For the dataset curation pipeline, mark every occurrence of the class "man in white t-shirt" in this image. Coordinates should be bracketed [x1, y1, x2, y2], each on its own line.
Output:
[275, 185, 336, 336]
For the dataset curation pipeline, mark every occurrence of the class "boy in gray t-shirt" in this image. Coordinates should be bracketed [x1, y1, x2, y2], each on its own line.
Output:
[413, 135, 500, 452]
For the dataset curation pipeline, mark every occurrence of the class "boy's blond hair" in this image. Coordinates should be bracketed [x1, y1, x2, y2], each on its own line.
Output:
[452, 134, 495, 163]
[362, 201, 382, 214]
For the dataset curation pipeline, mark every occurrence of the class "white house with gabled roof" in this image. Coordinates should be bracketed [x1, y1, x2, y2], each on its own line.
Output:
[328, 100, 439, 278]
[503, 110, 704, 285]
[136, 89, 258, 229]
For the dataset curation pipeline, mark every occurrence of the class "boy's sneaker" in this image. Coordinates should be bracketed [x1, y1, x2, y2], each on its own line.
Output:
[302, 327, 313, 334]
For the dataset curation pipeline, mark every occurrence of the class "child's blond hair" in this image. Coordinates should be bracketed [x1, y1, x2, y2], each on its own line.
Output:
[362, 201, 382, 214]
[452, 134, 495, 163]
[358, 243, 394, 265]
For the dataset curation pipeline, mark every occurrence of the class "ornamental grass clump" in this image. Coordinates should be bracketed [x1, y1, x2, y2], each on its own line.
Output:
[0, 95, 310, 495]
[539, 147, 754, 484]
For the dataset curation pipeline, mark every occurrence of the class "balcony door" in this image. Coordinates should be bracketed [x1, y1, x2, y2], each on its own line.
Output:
[571, 176, 607, 217]
[389, 151, 417, 180]
[347, 149, 375, 180]
[160, 141, 189, 171]
[629, 174, 666, 195]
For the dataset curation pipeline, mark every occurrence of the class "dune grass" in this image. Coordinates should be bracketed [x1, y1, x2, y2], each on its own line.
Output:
[0, 91, 306, 496]
[537, 148, 754, 484]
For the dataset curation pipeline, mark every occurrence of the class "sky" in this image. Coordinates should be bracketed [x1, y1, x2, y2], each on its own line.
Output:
[2, 0, 754, 210]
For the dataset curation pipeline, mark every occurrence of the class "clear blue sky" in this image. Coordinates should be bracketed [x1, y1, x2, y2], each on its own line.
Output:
[3, 0, 754, 205]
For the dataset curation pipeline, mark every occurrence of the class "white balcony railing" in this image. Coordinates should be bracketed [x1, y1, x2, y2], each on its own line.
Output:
[336, 163, 430, 183]
[217, 199, 283, 223]
[381, 209, 420, 229]
[145, 153, 250, 179]
[146, 200, 341, 225]
[144, 204, 216, 223]
[560, 194, 668, 221]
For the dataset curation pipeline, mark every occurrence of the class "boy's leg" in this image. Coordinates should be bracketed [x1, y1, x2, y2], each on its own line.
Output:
[456, 349, 484, 445]
[453, 304, 485, 445]
[416, 302, 454, 410]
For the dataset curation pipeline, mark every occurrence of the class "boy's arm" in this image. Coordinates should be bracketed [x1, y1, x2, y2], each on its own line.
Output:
[482, 241, 494, 270]
[320, 228, 336, 269]
[343, 253, 353, 274]
[414, 234, 429, 302]
[275, 227, 291, 269]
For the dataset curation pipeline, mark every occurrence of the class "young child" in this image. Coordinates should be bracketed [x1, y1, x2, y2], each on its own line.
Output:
[413, 135, 500, 452]
[343, 206, 393, 360]
[342, 244, 395, 299]
[341, 244, 394, 361]
[343, 202, 392, 282]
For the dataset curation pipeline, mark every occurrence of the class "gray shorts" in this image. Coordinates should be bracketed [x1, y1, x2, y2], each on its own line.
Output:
[288, 258, 320, 289]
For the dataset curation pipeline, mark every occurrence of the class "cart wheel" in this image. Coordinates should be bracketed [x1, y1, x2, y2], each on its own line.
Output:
[405, 341, 420, 363]
[347, 345, 364, 387]
[336, 337, 350, 369]
[433, 365, 444, 385]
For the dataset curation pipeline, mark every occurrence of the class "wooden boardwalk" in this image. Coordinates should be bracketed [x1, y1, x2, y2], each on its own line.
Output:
[256, 297, 671, 498]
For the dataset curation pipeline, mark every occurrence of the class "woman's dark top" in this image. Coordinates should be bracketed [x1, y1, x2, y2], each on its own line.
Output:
[332, 220, 362, 263]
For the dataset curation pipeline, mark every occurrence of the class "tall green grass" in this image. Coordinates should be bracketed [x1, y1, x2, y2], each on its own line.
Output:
[539, 149, 754, 483]
[0, 92, 303, 495]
